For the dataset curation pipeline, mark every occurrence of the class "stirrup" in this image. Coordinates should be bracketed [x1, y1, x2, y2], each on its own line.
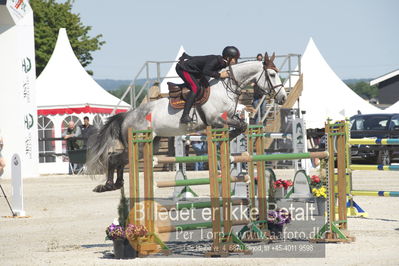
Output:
[180, 115, 192, 124]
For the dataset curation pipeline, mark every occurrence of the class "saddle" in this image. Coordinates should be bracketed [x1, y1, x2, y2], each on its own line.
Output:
[168, 78, 211, 109]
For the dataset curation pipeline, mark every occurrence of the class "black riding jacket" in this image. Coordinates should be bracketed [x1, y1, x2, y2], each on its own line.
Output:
[177, 54, 227, 79]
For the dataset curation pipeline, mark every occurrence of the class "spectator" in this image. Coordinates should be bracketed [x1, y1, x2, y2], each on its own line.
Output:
[0, 134, 5, 177]
[190, 133, 207, 170]
[252, 53, 266, 124]
[62, 121, 81, 151]
[62, 121, 81, 174]
[79, 116, 96, 148]
[192, 141, 207, 170]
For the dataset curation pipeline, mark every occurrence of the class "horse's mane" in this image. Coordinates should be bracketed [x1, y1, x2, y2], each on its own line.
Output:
[223, 60, 262, 74]
[223, 60, 261, 72]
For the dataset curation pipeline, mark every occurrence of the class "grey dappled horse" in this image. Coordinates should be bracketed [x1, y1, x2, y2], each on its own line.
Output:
[87, 53, 287, 192]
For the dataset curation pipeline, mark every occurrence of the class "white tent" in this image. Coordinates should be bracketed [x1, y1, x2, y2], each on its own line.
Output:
[36, 28, 130, 174]
[36, 28, 130, 114]
[383, 101, 399, 113]
[159, 45, 185, 94]
[297, 38, 382, 128]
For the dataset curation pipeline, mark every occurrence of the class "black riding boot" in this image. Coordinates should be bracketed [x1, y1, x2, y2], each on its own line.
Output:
[180, 91, 196, 124]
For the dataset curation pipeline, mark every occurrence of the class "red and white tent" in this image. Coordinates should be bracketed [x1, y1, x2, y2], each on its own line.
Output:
[36, 28, 130, 174]
[36, 28, 130, 115]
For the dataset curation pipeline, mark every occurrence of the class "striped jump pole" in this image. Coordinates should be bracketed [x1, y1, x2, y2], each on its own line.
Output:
[348, 138, 399, 145]
[350, 165, 399, 171]
[345, 122, 399, 218]
[180, 135, 207, 142]
[351, 190, 399, 197]
[263, 132, 292, 139]
[157, 175, 250, 188]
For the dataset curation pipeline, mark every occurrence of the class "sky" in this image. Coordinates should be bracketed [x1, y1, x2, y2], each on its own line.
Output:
[69, 0, 399, 80]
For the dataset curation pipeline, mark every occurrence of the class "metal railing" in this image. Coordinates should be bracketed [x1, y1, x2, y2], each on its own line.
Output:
[112, 60, 176, 113]
[111, 54, 302, 116]
[253, 54, 302, 124]
[38, 137, 87, 162]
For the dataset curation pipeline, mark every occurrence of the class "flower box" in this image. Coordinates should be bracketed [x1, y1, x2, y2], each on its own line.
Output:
[315, 197, 326, 216]
[273, 179, 293, 200]
[113, 239, 137, 259]
[274, 187, 286, 199]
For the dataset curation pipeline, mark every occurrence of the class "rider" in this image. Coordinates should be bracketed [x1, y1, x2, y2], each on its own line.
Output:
[175, 46, 240, 124]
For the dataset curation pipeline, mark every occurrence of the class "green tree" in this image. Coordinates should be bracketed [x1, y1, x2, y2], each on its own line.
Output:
[30, 0, 105, 76]
[347, 81, 378, 100]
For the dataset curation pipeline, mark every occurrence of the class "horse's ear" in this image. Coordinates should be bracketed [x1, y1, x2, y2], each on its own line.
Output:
[264, 52, 269, 65]
[270, 52, 276, 62]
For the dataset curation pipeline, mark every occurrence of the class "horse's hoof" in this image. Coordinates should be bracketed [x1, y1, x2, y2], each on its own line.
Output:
[113, 180, 124, 190]
[92, 184, 114, 193]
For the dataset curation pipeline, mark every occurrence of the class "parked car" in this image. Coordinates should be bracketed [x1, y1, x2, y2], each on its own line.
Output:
[350, 113, 399, 165]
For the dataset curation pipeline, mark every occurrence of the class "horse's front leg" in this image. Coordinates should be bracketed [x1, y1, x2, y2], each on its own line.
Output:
[214, 115, 247, 140]
[227, 116, 247, 140]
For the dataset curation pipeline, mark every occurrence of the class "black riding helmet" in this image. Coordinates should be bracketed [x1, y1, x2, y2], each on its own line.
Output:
[222, 46, 240, 60]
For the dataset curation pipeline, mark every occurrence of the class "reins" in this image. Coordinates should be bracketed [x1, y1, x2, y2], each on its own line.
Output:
[220, 60, 284, 119]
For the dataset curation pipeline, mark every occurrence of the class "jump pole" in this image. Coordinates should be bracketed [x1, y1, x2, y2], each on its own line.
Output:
[255, 126, 267, 227]
[344, 121, 399, 217]
[237, 125, 270, 240]
[155, 152, 328, 165]
[156, 175, 250, 188]
[158, 199, 250, 212]
[134, 124, 250, 256]
[311, 120, 353, 243]
[128, 128, 139, 225]
[350, 190, 399, 197]
[128, 128, 170, 256]
[205, 125, 250, 256]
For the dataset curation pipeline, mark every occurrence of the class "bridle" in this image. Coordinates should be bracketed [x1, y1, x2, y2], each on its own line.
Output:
[260, 64, 284, 99]
[222, 64, 243, 96]
[224, 60, 284, 100]
[227, 57, 284, 98]
[220, 55, 284, 118]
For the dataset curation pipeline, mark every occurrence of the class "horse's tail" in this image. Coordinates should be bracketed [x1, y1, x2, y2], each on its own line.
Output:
[85, 112, 127, 174]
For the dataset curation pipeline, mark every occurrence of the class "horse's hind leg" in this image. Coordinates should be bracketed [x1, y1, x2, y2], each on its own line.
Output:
[113, 165, 125, 190]
[153, 136, 161, 155]
[93, 153, 125, 193]
[113, 137, 158, 191]
[92, 162, 115, 192]
[113, 151, 128, 190]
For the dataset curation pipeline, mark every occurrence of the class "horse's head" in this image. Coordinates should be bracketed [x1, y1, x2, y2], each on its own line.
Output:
[254, 52, 287, 105]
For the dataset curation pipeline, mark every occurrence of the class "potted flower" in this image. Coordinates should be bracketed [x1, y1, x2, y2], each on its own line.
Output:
[273, 179, 293, 199]
[105, 188, 137, 259]
[126, 223, 149, 251]
[267, 208, 291, 238]
[310, 175, 327, 216]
